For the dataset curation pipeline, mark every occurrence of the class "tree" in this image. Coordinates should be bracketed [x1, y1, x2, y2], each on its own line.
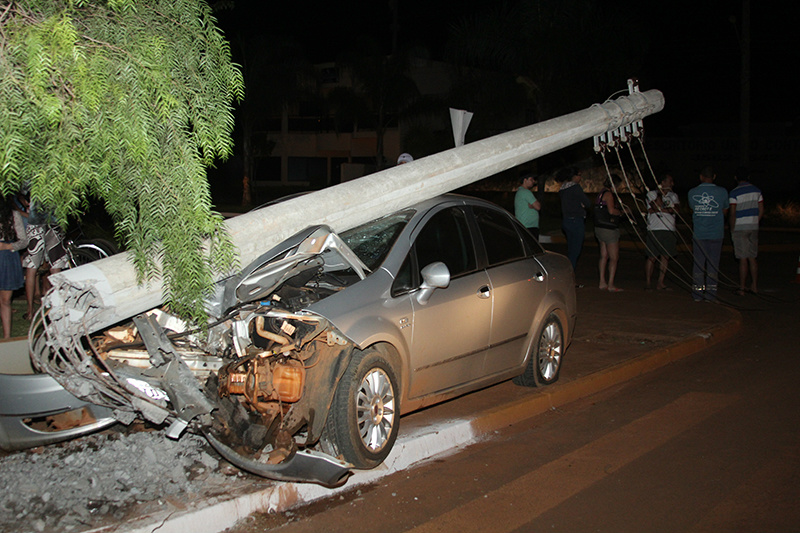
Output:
[0, 0, 244, 323]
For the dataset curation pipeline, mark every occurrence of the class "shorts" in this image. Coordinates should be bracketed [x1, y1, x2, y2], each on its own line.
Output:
[646, 230, 677, 258]
[21, 225, 70, 270]
[732, 230, 758, 259]
[595, 227, 620, 244]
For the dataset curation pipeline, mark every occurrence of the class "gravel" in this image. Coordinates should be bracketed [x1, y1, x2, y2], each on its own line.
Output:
[0, 427, 251, 533]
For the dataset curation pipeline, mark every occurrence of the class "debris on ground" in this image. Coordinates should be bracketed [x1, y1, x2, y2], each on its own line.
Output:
[0, 427, 248, 533]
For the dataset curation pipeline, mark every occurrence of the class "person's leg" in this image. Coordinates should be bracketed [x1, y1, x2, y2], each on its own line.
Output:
[562, 218, 582, 271]
[657, 255, 669, 289]
[692, 240, 706, 301]
[749, 257, 758, 293]
[706, 239, 723, 301]
[0, 290, 12, 338]
[607, 241, 620, 290]
[24, 267, 37, 318]
[645, 256, 655, 288]
[738, 257, 748, 293]
[598, 241, 609, 289]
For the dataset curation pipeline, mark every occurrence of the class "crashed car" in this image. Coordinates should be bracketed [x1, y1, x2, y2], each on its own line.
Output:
[22, 194, 576, 487]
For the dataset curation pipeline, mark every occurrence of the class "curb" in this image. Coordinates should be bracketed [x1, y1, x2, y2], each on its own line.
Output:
[102, 311, 742, 533]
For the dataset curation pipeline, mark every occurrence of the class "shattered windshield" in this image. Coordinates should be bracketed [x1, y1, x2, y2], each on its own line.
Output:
[340, 210, 415, 270]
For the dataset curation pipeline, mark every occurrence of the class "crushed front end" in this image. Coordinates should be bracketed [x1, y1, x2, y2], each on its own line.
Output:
[30, 226, 369, 487]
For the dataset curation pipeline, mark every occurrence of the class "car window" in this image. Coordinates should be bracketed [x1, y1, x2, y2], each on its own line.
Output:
[391, 252, 415, 296]
[517, 223, 545, 256]
[415, 206, 476, 277]
[340, 210, 415, 270]
[473, 206, 525, 266]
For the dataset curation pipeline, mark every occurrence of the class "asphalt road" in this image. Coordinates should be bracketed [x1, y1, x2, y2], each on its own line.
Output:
[224, 246, 800, 533]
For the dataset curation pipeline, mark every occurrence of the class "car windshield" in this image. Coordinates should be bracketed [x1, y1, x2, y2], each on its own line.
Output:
[340, 210, 415, 270]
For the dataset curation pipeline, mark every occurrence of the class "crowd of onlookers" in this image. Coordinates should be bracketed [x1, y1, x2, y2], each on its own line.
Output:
[513, 165, 764, 300]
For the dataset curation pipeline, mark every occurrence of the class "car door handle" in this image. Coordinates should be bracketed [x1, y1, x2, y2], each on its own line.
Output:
[477, 285, 491, 299]
[532, 272, 545, 282]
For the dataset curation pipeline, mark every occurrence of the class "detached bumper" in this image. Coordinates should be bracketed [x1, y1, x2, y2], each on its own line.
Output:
[205, 431, 352, 488]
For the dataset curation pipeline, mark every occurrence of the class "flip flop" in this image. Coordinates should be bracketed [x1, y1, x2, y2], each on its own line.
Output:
[607, 287, 624, 293]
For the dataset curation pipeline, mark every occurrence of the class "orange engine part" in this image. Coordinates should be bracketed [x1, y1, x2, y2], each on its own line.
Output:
[221, 358, 305, 406]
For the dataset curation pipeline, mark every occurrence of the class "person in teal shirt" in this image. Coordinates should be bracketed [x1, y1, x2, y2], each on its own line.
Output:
[687, 166, 729, 301]
[514, 173, 541, 241]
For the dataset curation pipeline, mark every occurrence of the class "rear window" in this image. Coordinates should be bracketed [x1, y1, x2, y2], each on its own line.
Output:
[473, 206, 525, 266]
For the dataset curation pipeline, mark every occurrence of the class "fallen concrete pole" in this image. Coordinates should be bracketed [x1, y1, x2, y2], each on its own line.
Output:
[43, 89, 664, 335]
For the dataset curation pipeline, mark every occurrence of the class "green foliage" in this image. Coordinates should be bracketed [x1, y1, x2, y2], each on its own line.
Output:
[0, 0, 244, 323]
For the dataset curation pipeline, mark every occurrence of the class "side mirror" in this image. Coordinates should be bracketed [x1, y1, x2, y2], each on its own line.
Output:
[416, 261, 450, 305]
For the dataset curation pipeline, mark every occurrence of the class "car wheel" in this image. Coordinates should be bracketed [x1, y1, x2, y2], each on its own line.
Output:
[325, 348, 399, 469]
[513, 314, 564, 387]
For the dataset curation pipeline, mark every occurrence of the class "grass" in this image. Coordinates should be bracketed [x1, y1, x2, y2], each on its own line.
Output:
[6, 296, 31, 339]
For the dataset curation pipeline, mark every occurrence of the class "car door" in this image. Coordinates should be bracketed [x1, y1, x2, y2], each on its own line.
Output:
[404, 206, 492, 399]
[473, 206, 548, 374]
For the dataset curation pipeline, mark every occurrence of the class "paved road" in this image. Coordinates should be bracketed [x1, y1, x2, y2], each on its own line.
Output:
[224, 248, 800, 533]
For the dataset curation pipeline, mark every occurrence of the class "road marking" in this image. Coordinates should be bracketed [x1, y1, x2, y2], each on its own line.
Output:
[403, 392, 736, 533]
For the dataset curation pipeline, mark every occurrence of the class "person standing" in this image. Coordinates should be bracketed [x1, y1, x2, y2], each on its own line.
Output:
[687, 166, 729, 302]
[0, 196, 29, 338]
[514, 173, 542, 241]
[557, 167, 591, 281]
[593, 175, 623, 291]
[729, 167, 764, 295]
[645, 173, 680, 290]
[22, 201, 69, 320]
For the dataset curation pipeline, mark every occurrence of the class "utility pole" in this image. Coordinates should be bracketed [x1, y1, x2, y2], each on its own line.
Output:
[43, 90, 665, 338]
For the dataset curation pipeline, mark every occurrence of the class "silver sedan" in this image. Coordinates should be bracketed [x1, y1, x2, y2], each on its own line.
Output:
[12, 194, 576, 487]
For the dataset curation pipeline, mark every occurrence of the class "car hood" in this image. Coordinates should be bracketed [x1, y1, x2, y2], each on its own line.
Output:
[209, 225, 371, 319]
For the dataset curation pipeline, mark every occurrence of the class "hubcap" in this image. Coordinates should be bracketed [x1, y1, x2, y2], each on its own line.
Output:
[356, 368, 395, 452]
[537, 321, 563, 381]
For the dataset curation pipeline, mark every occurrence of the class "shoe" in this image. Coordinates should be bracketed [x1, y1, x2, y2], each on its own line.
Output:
[575, 283, 584, 289]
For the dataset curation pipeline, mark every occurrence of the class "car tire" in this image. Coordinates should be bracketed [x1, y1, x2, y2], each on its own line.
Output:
[513, 314, 564, 387]
[324, 347, 399, 469]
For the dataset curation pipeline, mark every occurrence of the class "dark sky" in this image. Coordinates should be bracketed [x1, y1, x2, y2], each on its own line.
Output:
[215, 1, 799, 129]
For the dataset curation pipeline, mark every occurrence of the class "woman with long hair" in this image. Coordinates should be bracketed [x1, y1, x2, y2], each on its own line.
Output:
[0, 195, 29, 338]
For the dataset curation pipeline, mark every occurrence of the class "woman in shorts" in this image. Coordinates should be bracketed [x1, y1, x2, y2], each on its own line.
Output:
[593, 176, 623, 291]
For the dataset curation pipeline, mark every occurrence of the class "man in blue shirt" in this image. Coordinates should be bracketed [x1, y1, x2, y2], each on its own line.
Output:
[687, 166, 729, 301]
[729, 167, 764, 295]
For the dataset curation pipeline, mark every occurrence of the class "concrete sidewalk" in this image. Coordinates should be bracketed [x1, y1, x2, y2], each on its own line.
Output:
[110, 286, 741, 533]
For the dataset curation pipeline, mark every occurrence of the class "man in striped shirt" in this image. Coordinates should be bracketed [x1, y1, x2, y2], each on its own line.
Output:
[729, 167, 764, 295]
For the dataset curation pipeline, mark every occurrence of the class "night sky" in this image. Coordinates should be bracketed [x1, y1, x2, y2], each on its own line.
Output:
[211, 1, 799, 197]
[215, 1, 798, 129]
